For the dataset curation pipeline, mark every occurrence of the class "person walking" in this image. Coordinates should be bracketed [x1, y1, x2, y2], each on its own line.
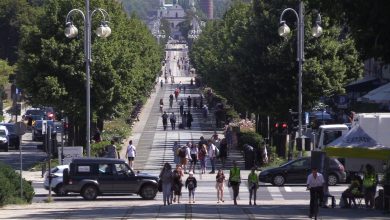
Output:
[182, 111, 187, 129]
[125, 140, 136, 169]
[187, 111, 193, 129]
[159, 163, 173, 206]
[174, 88, 179, 101]
[363, 164, 378, 209]
[170, 112, 177, 130]
[162, 111, 168, 130]
[229, 160, 241, 205]
[159, 98, 164, 112]
[189, 143, 198, 174]
[179, 99, 185, 115]
[248, 167, 259, 205]
[172, 141, 180, 164]
[187, 96, 192, 109]
[216, 169, 226, 203]
[169, 94, 174, 108]
[185, 171, 197, 204]
[306, 167, 325, 218]
[183, 143, 192, 174]
[219, 138, 228, 168]
[202, 105, 208, 119]
[172, 164, 184, 203]
[160, 79, 163, 87]
[198, 144, 208, 174]
[207, 139, 217, 174]
[178, 146, 188, 173]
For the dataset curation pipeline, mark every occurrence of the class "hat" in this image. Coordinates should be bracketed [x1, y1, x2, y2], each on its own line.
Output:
[189, 171, 193, 175]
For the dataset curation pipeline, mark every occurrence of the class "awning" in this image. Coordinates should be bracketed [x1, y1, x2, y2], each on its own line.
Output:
[361, 82, 390, 103]
[325, 125, 390, 160]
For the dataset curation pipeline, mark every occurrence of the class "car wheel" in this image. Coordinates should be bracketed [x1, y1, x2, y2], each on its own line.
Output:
[140, 184, 157, 200]
[81, 185, 98, 200]
[54, 183, 68, 196]
[272, 175, 285, 186]
[328, 174, 338, 186]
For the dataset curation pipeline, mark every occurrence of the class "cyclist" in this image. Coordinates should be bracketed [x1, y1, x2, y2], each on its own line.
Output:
[306, 167, 324, 219]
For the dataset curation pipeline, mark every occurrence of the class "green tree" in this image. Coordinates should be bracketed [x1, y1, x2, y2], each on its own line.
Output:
[190, 0, 362, 123]
[17, 0, 161, 145]
[0, 0, 41, 64]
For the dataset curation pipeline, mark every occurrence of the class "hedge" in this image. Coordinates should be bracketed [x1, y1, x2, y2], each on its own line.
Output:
[0, 162, 34, 206]
[237, 131, 263, 149]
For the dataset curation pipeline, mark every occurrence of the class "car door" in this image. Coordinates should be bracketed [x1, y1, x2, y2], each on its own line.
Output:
[287, 158, 310, 183]
[97, 163, 115, 193]
[113, 163, 138, 193]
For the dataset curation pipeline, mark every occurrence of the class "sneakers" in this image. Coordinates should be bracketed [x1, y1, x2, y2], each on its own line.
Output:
[192, 200, 195, 203]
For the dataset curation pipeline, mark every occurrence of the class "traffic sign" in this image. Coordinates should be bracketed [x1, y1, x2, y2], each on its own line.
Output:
[15, 122, 27, 135]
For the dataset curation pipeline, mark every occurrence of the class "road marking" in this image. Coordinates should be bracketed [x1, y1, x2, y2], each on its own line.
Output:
[268, 187, 283, 200]
[284, 186, 292, 192]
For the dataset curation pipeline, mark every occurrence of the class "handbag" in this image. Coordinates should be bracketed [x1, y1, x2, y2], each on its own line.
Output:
[158, 179, 163, 192]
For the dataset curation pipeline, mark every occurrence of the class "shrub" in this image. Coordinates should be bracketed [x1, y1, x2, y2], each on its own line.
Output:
[0, 162, 34, 206]
[91, 140, 111, 157]
[237, 131, 263, 150]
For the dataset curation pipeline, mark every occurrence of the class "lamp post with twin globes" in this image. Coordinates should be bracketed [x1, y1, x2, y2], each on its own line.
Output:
[278, 1, 322, 151]
[64, 0, 111, 157]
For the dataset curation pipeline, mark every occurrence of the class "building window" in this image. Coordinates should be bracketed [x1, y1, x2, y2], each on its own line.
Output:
[176, 12, 178, 18]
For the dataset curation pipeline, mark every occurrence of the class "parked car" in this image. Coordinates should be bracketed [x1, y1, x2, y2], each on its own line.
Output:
[44, 165, 69, 196]
[259, 157, 346, 186]
[0, 125, 9, 152]
[63, 158, 159, 200]
[0, 123, 20, 150]
[32, 120, 56, 141]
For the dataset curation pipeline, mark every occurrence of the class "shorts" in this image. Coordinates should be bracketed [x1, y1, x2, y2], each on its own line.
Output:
[216, 182, 224, 190]
[128, 157, 134, 161]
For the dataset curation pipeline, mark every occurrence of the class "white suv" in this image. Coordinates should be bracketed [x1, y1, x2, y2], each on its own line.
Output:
[0, 125, 9, 152]
[43, 165, 69, 196]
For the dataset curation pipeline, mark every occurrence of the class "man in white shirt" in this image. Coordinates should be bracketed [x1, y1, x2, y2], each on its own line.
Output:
[306, 168, 324, 218]
[125, 140, 136, 169]
[207, 139, 216, 174]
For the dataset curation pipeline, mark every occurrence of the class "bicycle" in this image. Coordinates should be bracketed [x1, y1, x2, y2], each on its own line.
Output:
[307, 187, 321, 219]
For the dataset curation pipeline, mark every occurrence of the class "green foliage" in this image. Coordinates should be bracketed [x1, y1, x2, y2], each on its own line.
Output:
[0, 162, 34, 207]
[91, 140, 111, 157]
[17, 0, 161, 145]
[190, 0, 363, 119]
[120, 0, 160, 19]
[237, 130, 263, 149]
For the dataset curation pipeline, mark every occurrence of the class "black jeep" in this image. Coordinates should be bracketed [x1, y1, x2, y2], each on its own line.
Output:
[63, 158, 158, 200]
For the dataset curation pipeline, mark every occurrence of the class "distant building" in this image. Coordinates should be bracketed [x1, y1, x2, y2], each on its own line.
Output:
[156, 0, 186, 39]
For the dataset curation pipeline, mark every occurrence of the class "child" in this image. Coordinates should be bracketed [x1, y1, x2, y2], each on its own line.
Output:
[185, 171, 197, 203]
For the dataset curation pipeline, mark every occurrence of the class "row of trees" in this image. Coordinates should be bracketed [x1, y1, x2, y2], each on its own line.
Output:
[190, 0, 363, 127]
[7, 0, 162, 145]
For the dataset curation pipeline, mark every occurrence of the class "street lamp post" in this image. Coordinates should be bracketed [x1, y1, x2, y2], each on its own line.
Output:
[278, 1, 322, 149]
[65, 0, 111, 157]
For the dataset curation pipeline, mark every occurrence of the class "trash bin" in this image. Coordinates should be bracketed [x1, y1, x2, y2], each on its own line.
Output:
[243, 144, 254, 170]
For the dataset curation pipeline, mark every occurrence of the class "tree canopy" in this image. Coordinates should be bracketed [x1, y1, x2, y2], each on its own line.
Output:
[190, 0, 363, 119]
[17, 0, 162, 144]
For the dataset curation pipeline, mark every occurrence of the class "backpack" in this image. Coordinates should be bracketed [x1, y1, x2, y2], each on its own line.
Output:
[178, 147, 186, 157]
[188, 179, 195, 190]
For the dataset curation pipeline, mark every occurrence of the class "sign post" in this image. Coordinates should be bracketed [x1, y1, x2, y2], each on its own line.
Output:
[15, 121, 27, 199]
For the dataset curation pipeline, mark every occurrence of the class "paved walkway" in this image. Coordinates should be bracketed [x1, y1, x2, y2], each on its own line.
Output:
[3, 43, 387, 219]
